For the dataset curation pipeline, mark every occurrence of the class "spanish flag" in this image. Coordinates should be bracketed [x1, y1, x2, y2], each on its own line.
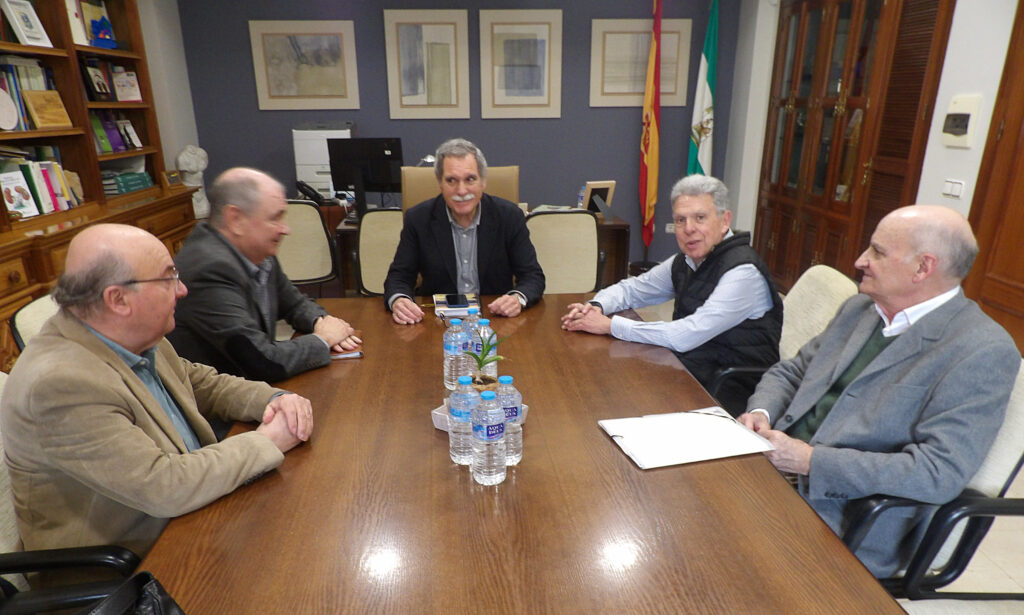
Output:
[639, 0, 661, 248]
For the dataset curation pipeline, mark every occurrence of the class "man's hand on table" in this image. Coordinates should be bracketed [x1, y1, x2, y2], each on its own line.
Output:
[257, 393, 311, 452]
[391, 297, 425, 325]
[488, 294, 522, 318]
[560, 302, 611, 335]
[738, 412, 812, 476]
[315, 315, 361, 351]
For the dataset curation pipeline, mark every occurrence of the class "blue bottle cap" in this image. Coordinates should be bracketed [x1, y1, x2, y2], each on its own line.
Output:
[480, 391, 496, 400]
[467, 307, 479, 315]
[478, 319, 490, 326]
[498, 375, 513, 384]
[457, 376, 473, 385]
[449, 318, 462, 325]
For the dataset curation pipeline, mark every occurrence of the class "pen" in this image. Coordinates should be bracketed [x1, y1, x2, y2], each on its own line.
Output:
[332, 351, 363, 360]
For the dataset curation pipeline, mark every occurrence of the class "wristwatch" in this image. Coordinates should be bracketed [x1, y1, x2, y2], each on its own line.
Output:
[512, 292, 527, 307]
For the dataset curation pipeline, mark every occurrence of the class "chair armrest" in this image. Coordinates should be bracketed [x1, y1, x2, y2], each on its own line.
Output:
[1, 579, 126, 615]
[0, 545, 139, 577]
[706, 366, 768, 398]
[842, 494, 931, 552]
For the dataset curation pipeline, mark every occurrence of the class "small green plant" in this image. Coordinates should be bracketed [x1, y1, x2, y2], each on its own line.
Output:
[463, 329, 507, 374]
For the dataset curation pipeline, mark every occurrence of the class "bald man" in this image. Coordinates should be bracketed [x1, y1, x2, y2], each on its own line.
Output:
[1, 224, 312, 562]
[737, 205, 1020, 577]
[169, 167, 360, 383]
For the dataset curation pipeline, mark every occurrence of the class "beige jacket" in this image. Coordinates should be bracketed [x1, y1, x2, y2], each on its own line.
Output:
[1, 310, 284, 557]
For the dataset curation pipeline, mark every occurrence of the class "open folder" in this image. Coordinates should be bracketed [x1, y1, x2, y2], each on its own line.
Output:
[598, 407, 774, 469]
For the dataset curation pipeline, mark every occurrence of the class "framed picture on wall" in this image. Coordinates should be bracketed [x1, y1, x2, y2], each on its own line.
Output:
[589, 19, 692, 108]
[383, 9, 470, 120]
[479, 10, 562, 119]
[248, 20, 360, 110]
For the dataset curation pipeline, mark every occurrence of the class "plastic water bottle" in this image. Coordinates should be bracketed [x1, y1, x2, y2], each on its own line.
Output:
[477, 319, 498, 378]
[576, 184, 586, 208]
[443, 318, 468, 390]
[497, 375, 523, 465]
[471, 390, 506, 485]
[464, 307, 480, 337]
[448, 376, 478, 465]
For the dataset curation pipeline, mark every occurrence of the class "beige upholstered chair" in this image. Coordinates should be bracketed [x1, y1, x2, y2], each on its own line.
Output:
[10, 294, 59, 351]
[0, 371, 28, 594]
[355, 209, 403, 296]
[526, 210, 602, 294]
[277, 200, 338, 294]
[400, 165, 520, 212]
[778, 264, 859, 359]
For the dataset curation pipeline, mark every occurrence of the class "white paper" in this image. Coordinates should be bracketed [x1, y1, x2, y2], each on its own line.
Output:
[598, 407, 774, 469]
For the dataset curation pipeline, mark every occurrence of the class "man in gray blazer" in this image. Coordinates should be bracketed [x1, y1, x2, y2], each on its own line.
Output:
[170, 167, 360, 383]
[739, 205, 1020, 577]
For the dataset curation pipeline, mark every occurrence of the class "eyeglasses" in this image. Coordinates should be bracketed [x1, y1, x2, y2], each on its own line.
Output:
[116, 268, 181, 286]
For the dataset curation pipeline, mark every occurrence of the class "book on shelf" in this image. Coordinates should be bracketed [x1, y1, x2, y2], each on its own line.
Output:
[115, 117, 142, 148]
[0, 66, 27, 130]
[102, 171, 153, 195]
[96, 110, 126, 151]
[0, 0, 52, 48]
[81, 59, 113, 101]
[79, 0, 117, 48]
[89, 112, 113, 153]
[0, 86, 17, 131]
[0, 164, 39, 219]
[64, 169, 83, 204]
[42, 161, 75, 208]
[65, 0, 89, 46]
[111, 70, 142, 102]
[19, 160, 55, 213]
[21, 90, 72, 129]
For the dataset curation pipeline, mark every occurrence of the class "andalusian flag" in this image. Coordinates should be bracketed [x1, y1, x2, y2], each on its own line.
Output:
[687, 0, 718, 176]
[639, 0, 661, 248]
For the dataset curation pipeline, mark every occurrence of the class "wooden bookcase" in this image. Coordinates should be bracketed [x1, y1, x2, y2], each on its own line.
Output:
[0, 0, 196, 369]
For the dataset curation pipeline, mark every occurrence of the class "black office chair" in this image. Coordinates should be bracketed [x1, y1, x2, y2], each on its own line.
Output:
[842, 365, 1024, 602]
[0, 546, 141, 614]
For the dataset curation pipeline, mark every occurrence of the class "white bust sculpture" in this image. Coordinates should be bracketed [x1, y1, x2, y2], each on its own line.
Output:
[176, 145, 210, 218]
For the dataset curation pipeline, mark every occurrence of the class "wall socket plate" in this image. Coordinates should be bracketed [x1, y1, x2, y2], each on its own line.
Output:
[665, 223, 675, 233]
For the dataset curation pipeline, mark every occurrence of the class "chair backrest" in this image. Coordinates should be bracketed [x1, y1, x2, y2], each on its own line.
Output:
[356, 209, 403, 296]
[0, 370, 30, 593]
[968, 363, 1024, 497]
[526, 210, 600, 294]
[10, 294, 59, 351]
[779, 265, 859, 360]
[400, 165, 520, 212]
[277, 200, 337, 285]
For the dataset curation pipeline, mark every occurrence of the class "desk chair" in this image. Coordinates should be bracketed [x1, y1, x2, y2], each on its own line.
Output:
[526, 210, 604, 293]
[707, 264, 859, 414]
[277, 199, 338, 297]
[10, 295, 58, 351]
[843, 363, 1024, 603]
[0, 371, 141, 614]
[354, 209, 403, 296]
[400, 165, 520, 212]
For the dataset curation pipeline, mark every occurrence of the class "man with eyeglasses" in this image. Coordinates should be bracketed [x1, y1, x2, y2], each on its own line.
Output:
[168, 167, 360, 383]
[384, 138, 545, 324]
[1, 223, 312, 567]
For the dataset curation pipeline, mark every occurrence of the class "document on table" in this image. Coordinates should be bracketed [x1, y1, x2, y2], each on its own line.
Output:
[598, 406, 774, 469]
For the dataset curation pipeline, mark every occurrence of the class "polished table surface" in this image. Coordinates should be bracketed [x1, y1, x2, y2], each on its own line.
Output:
[142, 295, 901, 614]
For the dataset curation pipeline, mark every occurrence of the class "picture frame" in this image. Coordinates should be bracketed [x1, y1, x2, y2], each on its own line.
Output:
[383, 9, 470, 120]
[161, 170, 183, 189]
[248, 20, 360, 110]
[589, 19, 692, 108]
[479, 10, 562, 119]
[1, 0, 53, 48]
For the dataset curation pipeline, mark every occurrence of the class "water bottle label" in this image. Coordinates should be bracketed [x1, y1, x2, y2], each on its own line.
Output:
[503, 405, 520, 420]
[444, 341, 461, 355]
[473, 422, 504, 440]
[474, 341, 483, 353]
[450, 405, 471, 421]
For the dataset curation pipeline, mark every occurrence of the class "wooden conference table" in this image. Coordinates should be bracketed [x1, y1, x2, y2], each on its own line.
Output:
[142, 295, 901, 614]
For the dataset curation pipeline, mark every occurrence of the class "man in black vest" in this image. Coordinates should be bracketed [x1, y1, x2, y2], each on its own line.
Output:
[561, 175, 782, 414]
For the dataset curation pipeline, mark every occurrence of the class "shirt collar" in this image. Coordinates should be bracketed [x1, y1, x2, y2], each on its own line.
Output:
[86, 324, 157, 372]
[684, 229, 734, 271]
[211, 224, 270, 279]
[875, 285, 961, 337]
[445, 201, 482, 230]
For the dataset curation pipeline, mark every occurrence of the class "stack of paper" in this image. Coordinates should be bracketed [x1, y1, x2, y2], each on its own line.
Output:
[599, 407, 774, 469]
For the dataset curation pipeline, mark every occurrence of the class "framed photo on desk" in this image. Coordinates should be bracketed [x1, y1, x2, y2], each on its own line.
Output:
[248, 20, 360, 110]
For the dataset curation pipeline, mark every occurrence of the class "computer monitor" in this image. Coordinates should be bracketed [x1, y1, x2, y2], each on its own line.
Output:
[327, 137, 404, 219]
[582, 180, 615, 218]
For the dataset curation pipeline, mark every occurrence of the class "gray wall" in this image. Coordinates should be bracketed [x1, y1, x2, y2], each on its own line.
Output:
[177, 1, 738, 262]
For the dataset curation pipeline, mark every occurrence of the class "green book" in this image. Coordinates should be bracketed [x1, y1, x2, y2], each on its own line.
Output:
[89, 113, 112, 153]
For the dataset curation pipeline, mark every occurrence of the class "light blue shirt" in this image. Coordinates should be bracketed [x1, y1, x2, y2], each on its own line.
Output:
[89, 328, 202, 452]
[590, 231, 774, 354]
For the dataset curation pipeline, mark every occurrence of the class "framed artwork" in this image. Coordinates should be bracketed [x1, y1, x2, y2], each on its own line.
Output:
[248, 20, 360, 110]
[383, 9, 470, 120]
[479, 10, 562, 119]
[589, 19, 691, 108]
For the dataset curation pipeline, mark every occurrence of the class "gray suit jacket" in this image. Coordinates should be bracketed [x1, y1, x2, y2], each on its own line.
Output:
[747, 292, 1020, 577]
[1, 310, 284, 558]
[169, 222, 330, 383]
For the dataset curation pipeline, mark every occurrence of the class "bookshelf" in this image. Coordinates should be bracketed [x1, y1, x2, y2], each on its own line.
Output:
[0, 0, 196, 369]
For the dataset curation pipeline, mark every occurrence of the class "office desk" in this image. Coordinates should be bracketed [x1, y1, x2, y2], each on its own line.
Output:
[334, 215, 631, 295]
[141, 296, 900, 614]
